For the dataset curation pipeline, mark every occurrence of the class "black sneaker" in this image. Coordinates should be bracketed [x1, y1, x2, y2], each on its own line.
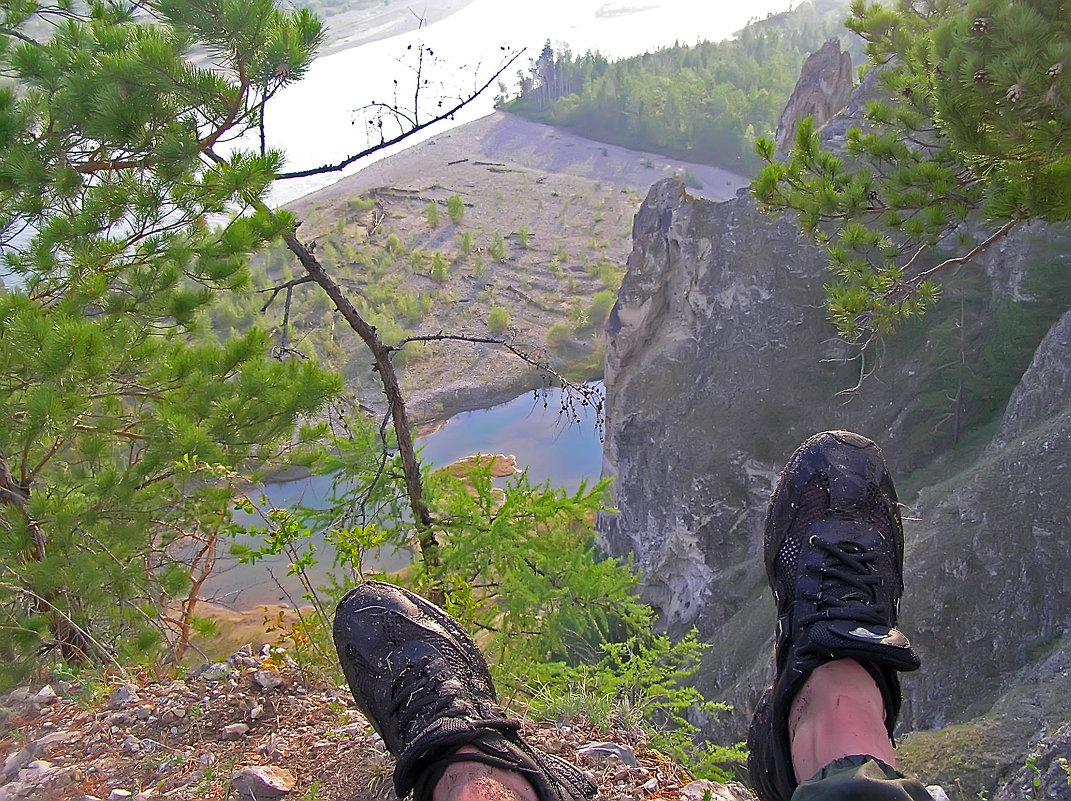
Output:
[747, 431, 921, 801]
[333, 581, 597, 801]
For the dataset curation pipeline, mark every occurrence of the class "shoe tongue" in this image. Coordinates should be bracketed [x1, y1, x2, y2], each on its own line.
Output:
[822, 620, 921, 670]
[808, 517, 877, 548]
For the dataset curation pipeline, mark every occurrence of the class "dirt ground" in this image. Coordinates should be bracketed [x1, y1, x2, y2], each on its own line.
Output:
[0, 645, 754, 801]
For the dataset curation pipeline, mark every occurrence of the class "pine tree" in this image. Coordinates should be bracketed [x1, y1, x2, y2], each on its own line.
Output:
[0, 0, 338, 675]
[753, 0, 1070, 347]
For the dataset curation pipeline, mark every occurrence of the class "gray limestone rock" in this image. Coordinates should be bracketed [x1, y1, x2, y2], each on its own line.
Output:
[990, 310, 1071, 451]
[576, 742, 638, 767]
[253, 670, 284, 691]
[108, 685, 139, 709]
[598, 174, 1071, 749]
[0, 747, 31, 784]
[222, 722, 250, 740]
[774, 39, 854, 159]
[0, 783, 30, 800]
[993, 723, 1071, 800]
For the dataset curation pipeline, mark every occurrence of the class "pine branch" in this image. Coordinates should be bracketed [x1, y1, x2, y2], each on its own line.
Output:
[910, 216, 1020, 284]
[0, 572, 128, 675]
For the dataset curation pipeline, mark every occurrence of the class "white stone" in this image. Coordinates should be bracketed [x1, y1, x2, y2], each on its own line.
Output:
[0, 783, 31, 801]
[108, 685, 140, 709]
[253, 670, 284, 691]
[33, 730, 73, 751]
[577, 742, 639, 766]
[199, 662, 233, 682]
[17, 759, 56, 783]
[0, 747, 32, 781]
[33, 685, 58, 703]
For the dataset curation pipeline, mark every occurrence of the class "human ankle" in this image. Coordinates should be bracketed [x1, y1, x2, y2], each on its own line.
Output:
[432, 745, 539, 801]
[788, 659, 896, 783]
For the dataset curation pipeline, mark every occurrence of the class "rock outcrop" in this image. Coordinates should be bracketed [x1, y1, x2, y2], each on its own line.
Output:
[989, 310, 1071, 451]
[994, 723, 1071, 800]
[599, 185, 1071, 791]
[598, 23, 1071, 794]
[773, 38, 854, 158]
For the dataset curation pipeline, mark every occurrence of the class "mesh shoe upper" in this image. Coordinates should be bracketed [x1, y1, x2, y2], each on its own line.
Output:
[748, 431, 921, 801]
[333, 581, 596, 801]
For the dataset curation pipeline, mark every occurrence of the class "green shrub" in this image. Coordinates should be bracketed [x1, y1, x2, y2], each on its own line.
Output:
[386, 233, 405, 256]
[588, 290, 616, 327]
[430, 252, 449, 283]
[489, 232, 507, 262]
[409, 248, 429, 272]
[424, 466, 741, 783]
[424, 200, 440, 227]
[676, 167, 703, 189]
[597, 262, 624, 292]
[546, 322, 572, 351]
[486, 306, 510, 333]
[568, 299, 588, 330]
[517, 225, 531, 249]
[446, 194, 465, 224]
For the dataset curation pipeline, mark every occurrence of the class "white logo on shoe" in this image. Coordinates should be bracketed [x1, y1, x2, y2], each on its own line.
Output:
[848, 627, 887, 641]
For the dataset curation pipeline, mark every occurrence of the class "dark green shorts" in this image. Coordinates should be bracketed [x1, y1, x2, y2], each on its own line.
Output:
[791, 756, 933, 801]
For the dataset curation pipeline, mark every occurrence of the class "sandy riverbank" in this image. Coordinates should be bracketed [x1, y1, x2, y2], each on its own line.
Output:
[291, 110, 746, 212]
[276, 1, 748, 431]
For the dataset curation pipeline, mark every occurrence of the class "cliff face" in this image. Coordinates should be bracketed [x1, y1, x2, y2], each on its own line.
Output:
[598, 175, 1071, 783]
[601, 180, 832, 638]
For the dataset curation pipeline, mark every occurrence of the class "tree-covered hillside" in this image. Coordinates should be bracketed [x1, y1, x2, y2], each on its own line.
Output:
[755, 0, 1071, 351]
[501, 0, 858, 171]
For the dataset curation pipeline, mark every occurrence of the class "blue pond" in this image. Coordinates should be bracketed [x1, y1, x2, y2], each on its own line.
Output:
[203, 385, 604, 607]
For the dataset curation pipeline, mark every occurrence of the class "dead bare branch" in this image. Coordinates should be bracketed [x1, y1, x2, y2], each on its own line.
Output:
[275, 49, 524, 180]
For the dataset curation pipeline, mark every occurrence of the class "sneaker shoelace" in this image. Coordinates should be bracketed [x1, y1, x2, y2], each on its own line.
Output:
[390, 657, 467, 741]
[797, 536, 889, 629]
[389, 654, 517, 743]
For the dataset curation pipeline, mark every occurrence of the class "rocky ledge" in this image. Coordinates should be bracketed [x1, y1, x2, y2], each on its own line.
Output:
[0, 644, 756, 801]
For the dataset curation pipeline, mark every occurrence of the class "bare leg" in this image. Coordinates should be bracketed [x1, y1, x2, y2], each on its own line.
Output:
[788, 659, 897, 784]
[433, 746, 539, 801]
